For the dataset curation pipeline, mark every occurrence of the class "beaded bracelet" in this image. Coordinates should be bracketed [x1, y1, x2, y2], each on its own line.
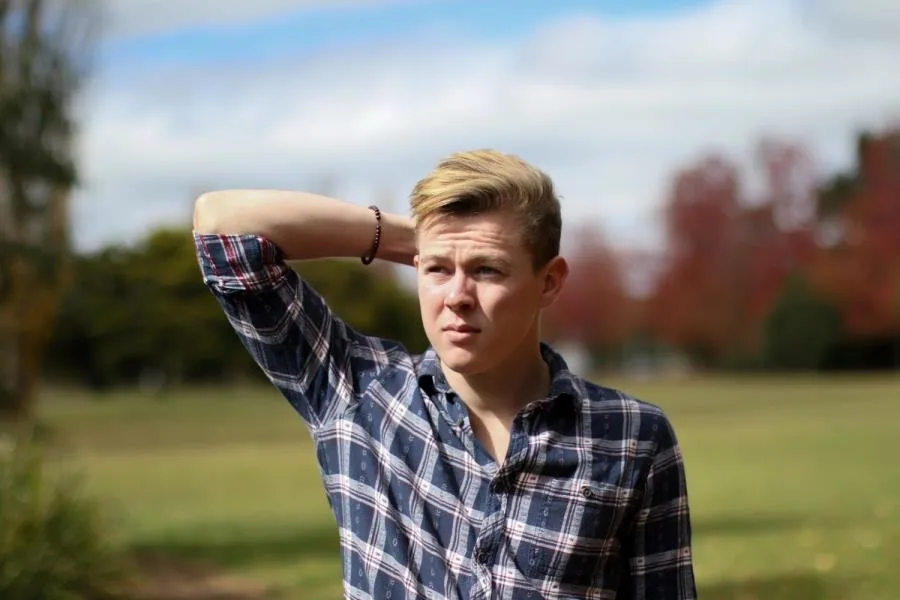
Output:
[361, 205, 382, 265]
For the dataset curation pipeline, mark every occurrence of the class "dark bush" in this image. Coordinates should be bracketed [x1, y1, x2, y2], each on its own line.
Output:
[0, 431, 129, 599]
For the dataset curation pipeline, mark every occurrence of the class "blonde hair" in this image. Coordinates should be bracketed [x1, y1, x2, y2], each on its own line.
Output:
[409, 149, 562, 268]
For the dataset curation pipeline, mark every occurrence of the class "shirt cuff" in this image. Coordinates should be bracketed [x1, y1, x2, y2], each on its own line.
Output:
[193, 231, 291, 293]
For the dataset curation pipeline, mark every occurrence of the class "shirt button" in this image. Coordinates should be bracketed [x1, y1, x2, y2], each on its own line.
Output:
[476, 548, 491, 564]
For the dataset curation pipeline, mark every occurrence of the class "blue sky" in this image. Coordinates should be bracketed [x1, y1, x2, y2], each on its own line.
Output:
[74, 0, 900, 252]
[102, 1, 713, 70]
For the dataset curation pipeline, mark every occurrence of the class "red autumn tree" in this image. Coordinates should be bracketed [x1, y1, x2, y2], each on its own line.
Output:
[646, 154, 744, 363]
[810, 129, 900, 340]
[740, 140, 818, 334]
[542, 223, 632, 350]
[647, 140, 818, 364]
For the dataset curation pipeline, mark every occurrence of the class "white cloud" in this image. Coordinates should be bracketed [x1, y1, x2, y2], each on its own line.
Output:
[101, 0, 416, 39]
[73, 0, 900, 253]
[817, 0, 900, 36]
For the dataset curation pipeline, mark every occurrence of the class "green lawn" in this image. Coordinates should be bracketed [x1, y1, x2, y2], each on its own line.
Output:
[35, 375, 900, 599]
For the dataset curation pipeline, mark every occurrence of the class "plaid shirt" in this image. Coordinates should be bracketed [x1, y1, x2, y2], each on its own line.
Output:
[194, 232, 697, 600]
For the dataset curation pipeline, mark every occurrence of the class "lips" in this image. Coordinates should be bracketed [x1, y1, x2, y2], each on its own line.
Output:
[443, 324, 480, 334]
[444, 325, 481, 333]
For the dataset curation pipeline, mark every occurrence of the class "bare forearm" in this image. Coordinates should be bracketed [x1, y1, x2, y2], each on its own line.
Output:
[192, 190, 416, 265]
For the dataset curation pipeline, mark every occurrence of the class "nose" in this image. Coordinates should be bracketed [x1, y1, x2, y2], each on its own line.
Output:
[444, 271, 474, 311]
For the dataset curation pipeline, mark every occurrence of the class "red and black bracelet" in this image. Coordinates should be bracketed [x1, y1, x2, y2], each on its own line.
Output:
[361, 205, 382, 265]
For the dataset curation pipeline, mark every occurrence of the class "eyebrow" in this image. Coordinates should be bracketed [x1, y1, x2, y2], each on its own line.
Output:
[419, 252, 511, 267]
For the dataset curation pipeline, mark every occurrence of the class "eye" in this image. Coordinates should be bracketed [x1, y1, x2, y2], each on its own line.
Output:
[425, 264, 449, 275]
[475, 265, 502, 276]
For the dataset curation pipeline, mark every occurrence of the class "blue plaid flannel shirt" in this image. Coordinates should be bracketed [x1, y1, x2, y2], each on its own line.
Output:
[194, 231, 697, 599]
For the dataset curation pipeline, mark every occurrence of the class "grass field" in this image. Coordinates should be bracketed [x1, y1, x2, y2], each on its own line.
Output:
[34, 374, 900, 599]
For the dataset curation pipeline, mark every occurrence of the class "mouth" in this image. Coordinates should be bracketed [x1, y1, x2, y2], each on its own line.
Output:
[442, 325, 481, 334]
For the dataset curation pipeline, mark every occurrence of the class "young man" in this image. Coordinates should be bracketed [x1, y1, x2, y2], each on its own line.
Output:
[192, 150, 697, 599]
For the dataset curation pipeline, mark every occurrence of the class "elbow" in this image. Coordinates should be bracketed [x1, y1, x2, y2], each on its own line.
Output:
[193, 191, 227, 234]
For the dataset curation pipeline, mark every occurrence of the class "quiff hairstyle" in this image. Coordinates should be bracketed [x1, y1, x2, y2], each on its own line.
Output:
[409, 149, 562, 269]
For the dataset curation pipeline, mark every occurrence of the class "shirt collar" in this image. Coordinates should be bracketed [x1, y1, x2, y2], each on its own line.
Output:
[416, 342, 585, 411]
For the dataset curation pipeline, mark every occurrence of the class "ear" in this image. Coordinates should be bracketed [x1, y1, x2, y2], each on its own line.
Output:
[539, 256, 568, 309]
[413, 255, 420, 269]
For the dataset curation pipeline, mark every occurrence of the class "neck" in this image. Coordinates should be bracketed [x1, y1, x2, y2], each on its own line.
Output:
[442, 330, 551, 420]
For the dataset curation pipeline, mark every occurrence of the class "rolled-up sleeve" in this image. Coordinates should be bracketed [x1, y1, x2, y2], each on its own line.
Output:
[193, 231, 388, 430]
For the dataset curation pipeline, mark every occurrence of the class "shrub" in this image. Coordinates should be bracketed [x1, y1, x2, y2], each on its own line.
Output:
[0, 431, 129, 599]
[762, 272, 841, 371]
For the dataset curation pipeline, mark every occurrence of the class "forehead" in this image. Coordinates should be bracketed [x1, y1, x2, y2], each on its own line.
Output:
[416, 212, 525, 257]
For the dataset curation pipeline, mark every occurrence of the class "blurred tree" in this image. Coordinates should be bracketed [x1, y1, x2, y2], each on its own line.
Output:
[762, 272, 841, 370]
[647, 140, 818, 366]
[646, 154, 743, 365]
[45, 226, 428, 389]
[809, 129, 900, 366]
[0, 0, 99, 418]
[740, 141, 818, 354]
[48, 229, 259, 390]
[542, 223, 632, 357]
[818, 131, 900, 336]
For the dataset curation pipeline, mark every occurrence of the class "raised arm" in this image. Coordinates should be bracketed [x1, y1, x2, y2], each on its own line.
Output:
[192, 190, 417, 431]
[193, 189, 416, 265]
[627, 415, 697, 599]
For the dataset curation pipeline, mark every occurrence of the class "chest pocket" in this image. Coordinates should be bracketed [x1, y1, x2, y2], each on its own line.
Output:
[523, 477, 633, 585]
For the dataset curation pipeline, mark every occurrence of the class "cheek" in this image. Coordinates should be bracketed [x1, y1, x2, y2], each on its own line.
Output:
[483, 285, 536, 318]
[474, 291, 510, 322]
[417, 281, 445, 316]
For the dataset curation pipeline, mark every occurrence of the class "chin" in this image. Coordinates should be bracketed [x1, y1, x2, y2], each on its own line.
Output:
[435, 345, 486, 375]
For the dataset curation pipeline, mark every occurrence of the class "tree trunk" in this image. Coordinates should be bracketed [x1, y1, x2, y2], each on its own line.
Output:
[0, 257, 36, 421]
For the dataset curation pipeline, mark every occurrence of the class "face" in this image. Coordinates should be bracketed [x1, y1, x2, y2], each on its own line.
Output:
[414, 210, 568, 376]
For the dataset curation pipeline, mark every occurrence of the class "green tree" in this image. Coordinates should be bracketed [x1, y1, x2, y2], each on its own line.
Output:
[45, 227, 429, 388]
[0, 0, 100, 418]
[762, 272, 841, 371]
[47, 228, 261, 389]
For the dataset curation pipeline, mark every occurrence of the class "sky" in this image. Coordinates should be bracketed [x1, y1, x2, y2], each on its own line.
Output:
[71, 0, 900, 253]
